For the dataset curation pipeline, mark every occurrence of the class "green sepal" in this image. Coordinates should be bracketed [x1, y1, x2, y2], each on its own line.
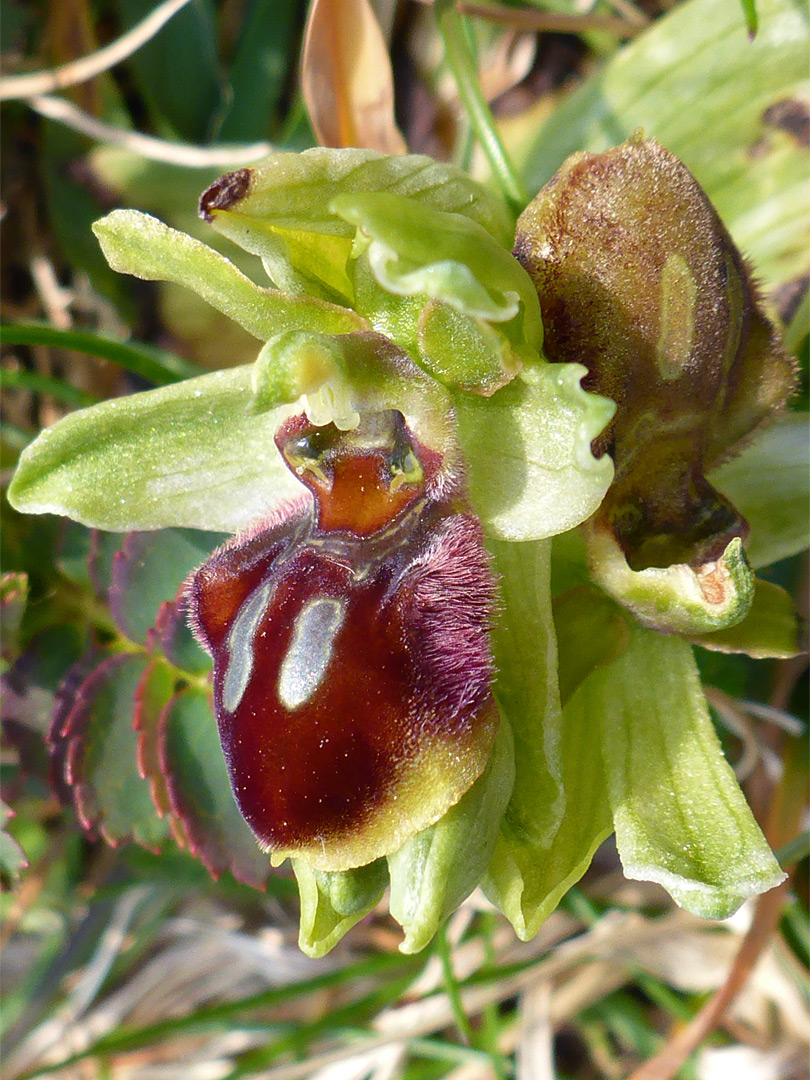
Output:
[482, 539, 613, 939]
[250, 330, 456, 457]
[93, 210, 366, 339]
[7, 366, 302, 533]
[293, 859, 388, 959]
[593, 629, 786, 918]
[688, 578, 805, 658]
[387, 717, 515, 955]
[552, 585, 631, 705]
[454, 364, 615, 541]
[200, 148, 514, 302]
[711, 412, 810, 569]
[584, 527, 756, 635]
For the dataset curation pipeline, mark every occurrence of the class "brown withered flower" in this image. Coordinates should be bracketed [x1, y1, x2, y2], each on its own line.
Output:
[514, 134, 796, 631]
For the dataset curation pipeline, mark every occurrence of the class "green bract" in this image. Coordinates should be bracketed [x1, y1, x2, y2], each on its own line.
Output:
[6, 144, 800, 957]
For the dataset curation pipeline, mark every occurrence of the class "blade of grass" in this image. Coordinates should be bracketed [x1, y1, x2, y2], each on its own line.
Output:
[434, 0, 527, 214]
[14, 952, 422, 1080]
[0, 322, 202, 385]
[2, 370, 99, 407]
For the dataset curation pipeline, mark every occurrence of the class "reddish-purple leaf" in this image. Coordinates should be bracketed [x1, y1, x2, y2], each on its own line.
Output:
[152, 599, 211, 675]
[109, 529, 225, 646]
[158, 687, 271, 889]
[53, 653, 169, 851]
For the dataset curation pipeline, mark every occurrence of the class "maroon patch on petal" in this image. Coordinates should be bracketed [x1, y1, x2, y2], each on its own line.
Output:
[198, 168, 252, 221]
[186, 415, 498, 862]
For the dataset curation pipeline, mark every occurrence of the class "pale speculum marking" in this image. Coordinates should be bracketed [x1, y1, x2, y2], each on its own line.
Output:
[222, 580, 274, 714]
[278, 597, 346, 710]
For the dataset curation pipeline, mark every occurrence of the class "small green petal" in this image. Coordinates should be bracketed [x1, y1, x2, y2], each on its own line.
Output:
[387, 718, 514, 955]
[416, 301, 524, 395]
[7, 367, 301, 532]
[455, 364, 615, 542]
[593, 629, 786, 919]
[331, 192, 543, 351]
[293, 859, 388, 959]
[585, 527, 756, 635]
[93, 210, 365, 339]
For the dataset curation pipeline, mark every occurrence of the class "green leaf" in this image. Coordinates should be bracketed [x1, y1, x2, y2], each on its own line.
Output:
[688, 578, 804, 658]
[0, 802, 28, 885]
[293, 859, 388, 959]
[711, 412, 810, 568]
[0, 321, 201, 385]
[115, 0, 223, 142]
[512, 0, 809, 289]
[331, 192, 542, 350]
[93, 210, 366, 341]
[0, 571, 28, 661]
[387, 718, 515, 954]
[482, 539, 613, 939]
[592, 629, 785, 918]
[54, 654, 169, 850]
[454, 364, 615, 541]
[160, 687, 271, 889]
[200, 148, 514, 300]
[7, 366, 303, 533]
[217, 0, 299, 142]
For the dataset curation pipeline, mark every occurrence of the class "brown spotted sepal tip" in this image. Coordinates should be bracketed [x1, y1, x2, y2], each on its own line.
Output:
[514, 134, 796, 576]
[185, 410, 499, 872]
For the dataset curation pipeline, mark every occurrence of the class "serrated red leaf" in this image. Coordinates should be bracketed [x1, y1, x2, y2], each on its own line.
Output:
[53, 653, 169, 851]
[158, 687, 270, 890]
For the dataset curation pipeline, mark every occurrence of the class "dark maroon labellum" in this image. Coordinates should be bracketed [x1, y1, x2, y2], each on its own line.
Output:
[186, 410, 499, 871]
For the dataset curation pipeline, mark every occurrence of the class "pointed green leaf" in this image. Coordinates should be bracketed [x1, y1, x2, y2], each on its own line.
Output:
[387, 718, 514, 954]
[330, 192, 543, 351]
[482, 539, 613, 939]
[711, 412, 810, 568]
[513, 0, 809, 290]
[93, 210, 366, 340]
[7, 366, 303, 533]
[689, 578, 804, 658]
[293, 859, 388, 959]
[200, 149, 514, 302]
[593, 629, 786, 918]
[454, 364, 615, 541]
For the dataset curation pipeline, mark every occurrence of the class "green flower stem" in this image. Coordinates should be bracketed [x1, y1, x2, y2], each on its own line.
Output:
[2, 369, 99, 407]
[775, 830, 810, 870]
[434, 0, 528, 214]
[0, 321, 202, 385]
[436, 924, 475, 1045]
